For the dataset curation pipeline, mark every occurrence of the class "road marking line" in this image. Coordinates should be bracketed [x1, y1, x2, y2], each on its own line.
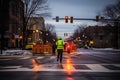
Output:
[0, 59, 12, 60]
[1, 67, 120, 72]
[62, 64, 76, 70]
[36, 57, 44, 59]
[20, 57, 30, 59]
[64, 56, 71, 58]
[0, 66, 21, 68]
[114, 64, 120, 67]
[86, 64, 109, 71]
[50, 56, 56, 59]
[0, 64, 120, 72]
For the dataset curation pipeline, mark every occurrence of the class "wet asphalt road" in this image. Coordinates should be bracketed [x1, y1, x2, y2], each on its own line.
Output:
[0, 48, 120, 80]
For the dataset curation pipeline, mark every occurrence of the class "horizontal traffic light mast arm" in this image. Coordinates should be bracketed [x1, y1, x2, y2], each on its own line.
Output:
[53, 18, 95, 20]
[53, 18, 120, 22]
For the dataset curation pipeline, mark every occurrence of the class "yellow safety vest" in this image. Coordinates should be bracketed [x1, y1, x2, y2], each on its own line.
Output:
[56, 40, 64, 49]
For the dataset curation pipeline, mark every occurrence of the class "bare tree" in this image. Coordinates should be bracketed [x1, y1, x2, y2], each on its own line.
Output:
[45, 24, 57, 43]
[22, 0, 51, 48]
[45, 24, 55, 32]
[99, 0, 120, 23]
[99, 0, 120, 48]
[72, 24, 87, 39]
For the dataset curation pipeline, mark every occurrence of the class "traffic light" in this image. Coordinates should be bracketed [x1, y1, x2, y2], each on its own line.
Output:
[64, 33, 68, 36]
[70, 16, 73, 23]
[56, 16, 59, 22]
[65, 16, 68, 23]
[96, 16, 99, 22]
[64, 33, 65, 36]
[65, 33, 68, 36]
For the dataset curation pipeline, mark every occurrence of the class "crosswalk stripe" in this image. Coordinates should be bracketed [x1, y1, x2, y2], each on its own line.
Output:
[35, 56, 44, 59]
[20, 57, 30, 59]
[114, 64, 120, 67]
[86, 64, 109, 71]
[62, 64, 76, 71]
[64, 56, 71, 58]
[0, 59, 12, 60]
[0, 66, 21, 68]
[50, 56, 56, 59]
[0, 64, 120, 72]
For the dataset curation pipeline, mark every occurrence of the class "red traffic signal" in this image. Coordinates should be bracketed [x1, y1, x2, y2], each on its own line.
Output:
[65, 16, 68, 23]
[70, 16, 73, 23]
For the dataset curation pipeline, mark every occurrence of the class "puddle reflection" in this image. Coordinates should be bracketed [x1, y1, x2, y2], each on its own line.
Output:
[31, 58, 43, 72]
[65, 77, 74, 80]
[64, 58, 75, 75]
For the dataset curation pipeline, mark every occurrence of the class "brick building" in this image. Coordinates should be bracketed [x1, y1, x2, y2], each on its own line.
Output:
[0, 0, 24, 48]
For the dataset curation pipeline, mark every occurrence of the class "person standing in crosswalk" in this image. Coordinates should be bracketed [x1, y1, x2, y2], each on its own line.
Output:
[56, 37, 64, 64]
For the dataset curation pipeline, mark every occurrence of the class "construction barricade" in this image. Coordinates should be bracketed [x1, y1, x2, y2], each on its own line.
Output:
[44, 44, 52, 54]
[33, 44, 52, 55]
[33, 45, 44, 54]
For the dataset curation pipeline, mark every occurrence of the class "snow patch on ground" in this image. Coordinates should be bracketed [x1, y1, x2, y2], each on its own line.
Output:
[93, 48, 113, 50]
[0, 50, 32, 56]
[93, 48, 120, 51]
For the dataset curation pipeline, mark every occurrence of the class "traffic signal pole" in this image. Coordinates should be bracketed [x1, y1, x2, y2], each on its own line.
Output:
[53, 17, 96, 21]
[53, 17, 120, 22]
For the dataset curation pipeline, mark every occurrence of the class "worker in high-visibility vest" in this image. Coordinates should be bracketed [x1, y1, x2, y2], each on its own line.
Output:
[56, 37, 64, 64]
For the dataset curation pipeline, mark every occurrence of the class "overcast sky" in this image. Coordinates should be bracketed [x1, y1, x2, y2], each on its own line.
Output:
[45, 0, 117, 39]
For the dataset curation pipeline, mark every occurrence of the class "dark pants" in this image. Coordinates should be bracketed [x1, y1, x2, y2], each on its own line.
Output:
[57, 49, 63, 63]
[52, 48, 56, 55]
